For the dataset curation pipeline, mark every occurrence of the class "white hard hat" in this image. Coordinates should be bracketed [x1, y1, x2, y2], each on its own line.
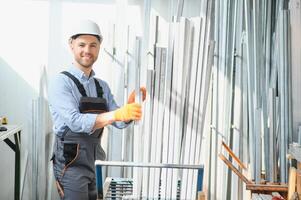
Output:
[69, 19, 103, 41]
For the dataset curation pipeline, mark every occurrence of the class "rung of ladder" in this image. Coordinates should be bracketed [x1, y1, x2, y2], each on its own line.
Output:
[222, 141, 247, 170]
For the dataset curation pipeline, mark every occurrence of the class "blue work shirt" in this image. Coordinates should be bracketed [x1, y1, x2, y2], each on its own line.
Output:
[48, 65, 128, 136]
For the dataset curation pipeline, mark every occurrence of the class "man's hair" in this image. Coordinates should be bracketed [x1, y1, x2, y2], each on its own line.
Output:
[71, 34, 102, 42]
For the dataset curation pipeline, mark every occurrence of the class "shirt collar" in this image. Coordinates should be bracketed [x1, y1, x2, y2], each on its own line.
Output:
[69, 64, 95, 81]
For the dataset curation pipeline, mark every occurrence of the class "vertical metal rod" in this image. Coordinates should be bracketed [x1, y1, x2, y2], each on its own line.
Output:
[161, 21, 175, 199]
[253, 0, 262, 184]
[193, 4, 214, 199]
[180, 17, 202, 200]
[121, 25, 130, 177]
[269, 88, 277, 182]
[176, 0, 185, 22]
[283, 9, 289, 182]
[279, 9, 287, 183]
[156, 47, 167, 199]
[219, 0, 231, 197]
[263, 0, 272, 182]
[132, 37, 142, 198]
[244, 0, 256, 181]
[142, 69, 154, 198]
[209, 0, 220, 198]
[229, 1, 244, 199]
[148, 46, 162, 198]
[168, 20, 181, 199]
[195, 41, 215, 198]
[298, 126, 301, 145]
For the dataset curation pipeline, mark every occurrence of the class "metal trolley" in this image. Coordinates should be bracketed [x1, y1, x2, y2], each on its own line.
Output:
[95, 161, 204, 200]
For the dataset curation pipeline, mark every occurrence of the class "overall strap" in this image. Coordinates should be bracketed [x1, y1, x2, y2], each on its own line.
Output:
[61, 71, 87, 97]
[94, 78, 104, 98]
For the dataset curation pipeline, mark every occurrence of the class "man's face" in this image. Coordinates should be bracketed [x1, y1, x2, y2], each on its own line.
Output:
[69, 35, 100, 69]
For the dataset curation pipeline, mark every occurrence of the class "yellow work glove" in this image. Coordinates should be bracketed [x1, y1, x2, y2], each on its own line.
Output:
[127, 87, 147, 104]
[114, 103, 142, 121]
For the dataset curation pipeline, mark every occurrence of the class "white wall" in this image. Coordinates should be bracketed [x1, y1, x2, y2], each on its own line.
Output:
[0, 1, 49, 199]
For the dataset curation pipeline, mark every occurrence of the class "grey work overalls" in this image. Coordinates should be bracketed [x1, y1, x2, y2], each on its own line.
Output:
[51, 71, 107, 200]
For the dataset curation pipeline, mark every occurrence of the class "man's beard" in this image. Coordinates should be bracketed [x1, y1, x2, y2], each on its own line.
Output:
[77, 56, 97, 68]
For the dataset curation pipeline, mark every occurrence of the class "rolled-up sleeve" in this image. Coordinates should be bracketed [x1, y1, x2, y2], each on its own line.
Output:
[48, 75, 97, 134]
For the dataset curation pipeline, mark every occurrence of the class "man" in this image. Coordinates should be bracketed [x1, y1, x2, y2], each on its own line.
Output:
[48, 19, 146, 200]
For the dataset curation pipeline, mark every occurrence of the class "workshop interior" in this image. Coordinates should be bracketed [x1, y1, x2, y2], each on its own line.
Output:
[0, 0, 301, 200]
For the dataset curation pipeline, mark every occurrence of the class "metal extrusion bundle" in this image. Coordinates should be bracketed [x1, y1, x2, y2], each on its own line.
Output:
[100, 0, 294, 199]
[207, 0, 293, 199]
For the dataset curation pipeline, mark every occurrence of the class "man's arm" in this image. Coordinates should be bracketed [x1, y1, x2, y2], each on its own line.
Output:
[93, 111, 115, 130]
[99, 80, 134, 129]
[93, 103, 142, 130]
[48, 74, 98, 134]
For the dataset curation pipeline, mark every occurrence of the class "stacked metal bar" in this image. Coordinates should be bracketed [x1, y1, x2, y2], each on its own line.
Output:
[100, 0, 215, 198]
[31, 66, 53, 199]
[207, 0, 292, 199]
[137, 2, 214, 199]
[102, 0, 294, 199]
[290, 0, 301, 146]
[105, 2, 214, 198]
[103, 178, 133, 199]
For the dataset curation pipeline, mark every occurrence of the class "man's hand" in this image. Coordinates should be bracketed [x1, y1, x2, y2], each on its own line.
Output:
[127, 87, 147, 104]
[114, 103, 142, 121]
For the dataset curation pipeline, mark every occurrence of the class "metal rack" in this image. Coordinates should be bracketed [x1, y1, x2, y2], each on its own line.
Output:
[95, 161, 204, 200]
